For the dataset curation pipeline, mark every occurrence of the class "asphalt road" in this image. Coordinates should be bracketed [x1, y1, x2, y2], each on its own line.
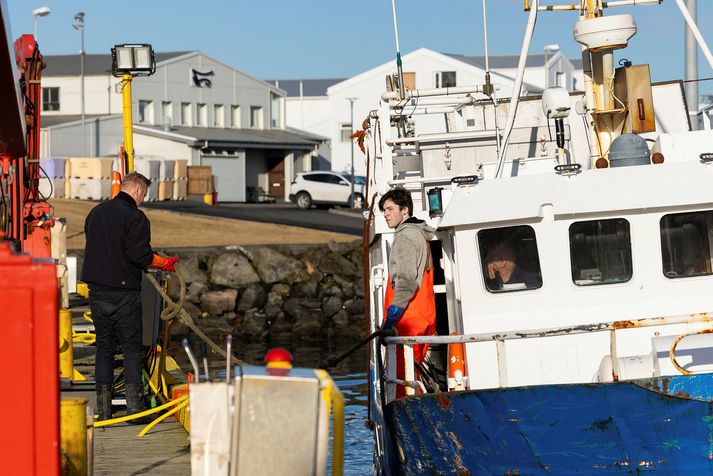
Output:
[143, 200, 363, 236]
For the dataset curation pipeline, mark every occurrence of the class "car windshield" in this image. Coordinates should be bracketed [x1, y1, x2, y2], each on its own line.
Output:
[342, 174, 366, 185]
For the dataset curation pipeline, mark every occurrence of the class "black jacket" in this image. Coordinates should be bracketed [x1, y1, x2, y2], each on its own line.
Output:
[81, 191, 153, 290]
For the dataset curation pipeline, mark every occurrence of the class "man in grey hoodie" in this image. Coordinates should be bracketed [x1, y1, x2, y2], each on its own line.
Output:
[379, 188, 436, 394]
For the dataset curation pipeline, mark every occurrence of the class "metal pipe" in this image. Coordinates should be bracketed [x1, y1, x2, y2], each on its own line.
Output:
[225, 334, 232, 384]
[495, 0, 538, 178]
[390, 0, 405, 99]
[385, 312, 713, 345]
[674, 0, 713, 71]
[182, 338, 201, 382]
[684, 0, 699, 112]
[382, 85, 486, 101]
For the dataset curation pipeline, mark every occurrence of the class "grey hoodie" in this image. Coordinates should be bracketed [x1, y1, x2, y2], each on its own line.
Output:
[389, 217, 435, 308]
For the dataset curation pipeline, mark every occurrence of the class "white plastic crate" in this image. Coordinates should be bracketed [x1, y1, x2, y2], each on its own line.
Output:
[173, 179, 187, 200]
[69, 178, 111, 200]
[133, 158, 160, 181]
[67, 157, 113, 179]
[158, 180, 174, 200]
[145, 179, 159, 202]
[39, 177, 66, 199]
[159, 160, 175, 180]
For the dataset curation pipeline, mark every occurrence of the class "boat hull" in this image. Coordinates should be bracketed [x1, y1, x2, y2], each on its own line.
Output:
[385, 373, 713, 474]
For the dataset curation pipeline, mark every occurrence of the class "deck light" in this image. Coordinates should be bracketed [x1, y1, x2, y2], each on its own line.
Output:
[427, 187, 444, 218]
[111, 44, 156, 77]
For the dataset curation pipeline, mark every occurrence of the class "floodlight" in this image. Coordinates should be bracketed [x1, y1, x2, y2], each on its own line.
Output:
[111, 44, 156, 77]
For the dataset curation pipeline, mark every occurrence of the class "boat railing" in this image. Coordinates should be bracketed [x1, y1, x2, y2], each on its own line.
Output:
[380, 312, 713, 399]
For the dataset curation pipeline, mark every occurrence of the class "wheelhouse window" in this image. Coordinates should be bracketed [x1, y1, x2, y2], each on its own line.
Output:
[660, 211, 713, 279]
[569, 218, 632, 286]
[478, 225, 543, 293]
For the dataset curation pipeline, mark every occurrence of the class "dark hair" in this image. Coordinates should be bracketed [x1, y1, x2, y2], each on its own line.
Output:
[121, 172, 151, 191]
[378, 187, 412, 216]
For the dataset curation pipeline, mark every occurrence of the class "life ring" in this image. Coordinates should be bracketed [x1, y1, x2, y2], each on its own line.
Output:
[447, 337, 469, 391]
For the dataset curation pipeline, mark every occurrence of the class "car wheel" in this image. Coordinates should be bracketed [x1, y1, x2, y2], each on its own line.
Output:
[350, 193, 364, 209]
[295, 192, 312, 209]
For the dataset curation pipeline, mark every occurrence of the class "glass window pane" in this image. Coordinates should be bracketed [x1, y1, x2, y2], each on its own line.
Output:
[442, 71, 456, 88]
[660, 211, 713, 279]
[569, 218, 632, 286]
[478, 225, 543, 293]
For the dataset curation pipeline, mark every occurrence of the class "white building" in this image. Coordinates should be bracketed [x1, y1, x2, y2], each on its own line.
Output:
[40, 51, 325, 202]
[273, 47, 579, 175]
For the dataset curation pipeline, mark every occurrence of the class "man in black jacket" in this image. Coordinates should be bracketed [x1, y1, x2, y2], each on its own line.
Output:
[82, 172, 179, 421]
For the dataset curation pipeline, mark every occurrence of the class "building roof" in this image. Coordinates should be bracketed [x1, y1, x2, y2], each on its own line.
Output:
[446, 53, 583, 70]
[265, 78, 346, 97]
[135, 124, 327, 150]
[43, 52, 194, 76]
[41, 114, 114, 127]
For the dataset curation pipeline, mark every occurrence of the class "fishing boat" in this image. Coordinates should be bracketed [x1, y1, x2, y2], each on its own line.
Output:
[362, 1, 713, 473]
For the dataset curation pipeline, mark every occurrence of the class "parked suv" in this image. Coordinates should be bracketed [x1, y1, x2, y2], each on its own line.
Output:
[289, 172, 366, 209]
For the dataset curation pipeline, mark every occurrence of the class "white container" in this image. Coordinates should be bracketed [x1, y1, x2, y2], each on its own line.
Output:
[69, 178, 111, 200]
[133, 158, 160, 181]
[159, 160, 175, 180]
[39, 177, 66, 199]
[174, 160, 188, 179]
[173, 179, 187, 200]
[145, 179, 159, 201]
[158, 180, 174, 201]
[68, 157, 113, 179]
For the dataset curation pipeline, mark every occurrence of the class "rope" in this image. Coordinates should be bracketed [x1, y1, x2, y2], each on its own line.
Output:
[145, 255, 246, 367]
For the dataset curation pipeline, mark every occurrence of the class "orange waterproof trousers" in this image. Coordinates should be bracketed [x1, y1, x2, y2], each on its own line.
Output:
[384, 267, 436, 397]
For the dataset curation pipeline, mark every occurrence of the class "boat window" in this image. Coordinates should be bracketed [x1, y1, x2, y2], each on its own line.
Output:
[660, 211, 713, 279]
[477, 225, 543, 293]
[569, 218, 632, 286]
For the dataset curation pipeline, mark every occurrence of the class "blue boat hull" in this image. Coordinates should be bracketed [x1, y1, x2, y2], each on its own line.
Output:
[385, 373, 713, 474]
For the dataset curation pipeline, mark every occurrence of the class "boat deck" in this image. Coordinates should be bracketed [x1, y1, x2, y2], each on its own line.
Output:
[65, 303, 191, 475]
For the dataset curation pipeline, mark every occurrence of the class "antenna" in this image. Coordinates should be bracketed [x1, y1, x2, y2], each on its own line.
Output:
[482, 0, 494, 96]
[390, 0, 406, 99]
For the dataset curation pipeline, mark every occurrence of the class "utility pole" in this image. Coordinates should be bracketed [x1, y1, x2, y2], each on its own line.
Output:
[346, 98, 357, 208]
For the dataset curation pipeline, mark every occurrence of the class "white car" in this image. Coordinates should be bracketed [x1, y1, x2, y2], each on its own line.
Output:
[289, 172, 366, 209]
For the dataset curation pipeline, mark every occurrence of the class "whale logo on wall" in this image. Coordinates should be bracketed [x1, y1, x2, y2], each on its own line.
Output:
[192, 69, 215, 88]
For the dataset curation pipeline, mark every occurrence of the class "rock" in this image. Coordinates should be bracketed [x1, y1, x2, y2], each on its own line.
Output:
[316, 252, 359, 276]
[223, 311, 238, 321]
[322, 295, 343, 317]
[264, 291, 284, 318]
[293, 309, 324, 336]
[327, 239, 361, 255]
[344, 298, 365, 315]
[301, 298, 321, 310]
[330, 309, 351, 329]
[353, 280, 365, 298]
[237, 284, 266, 312]
[211, 252, 261, 288]
[181, 301, 203, 320]
[250, 248, 308, 284]
[175, 257, 208, 284]
[283, 298, 306, 320]
[333, 275, 355, 298]
[200, 289, 238, 316]
[292, 275, 320, 297]
[239, 309, 267, 336]
[268, 311, 293, 334]
[186, 281, 209, 304]
[270, 283, 291, 296]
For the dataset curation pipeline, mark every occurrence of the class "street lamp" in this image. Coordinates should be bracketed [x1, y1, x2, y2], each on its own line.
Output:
[111, 44, 156, 173]
[72, 12, 85, 157]
[346, 97, 357, 208]
[32, 6, 50, 43]
[543, 44, 560, 89]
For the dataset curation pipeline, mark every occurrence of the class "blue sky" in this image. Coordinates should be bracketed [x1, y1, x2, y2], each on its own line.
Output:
[8, 1, 713, 98]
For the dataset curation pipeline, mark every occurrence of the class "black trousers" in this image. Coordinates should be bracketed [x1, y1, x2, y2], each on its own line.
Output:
[89, 288, 144, 386]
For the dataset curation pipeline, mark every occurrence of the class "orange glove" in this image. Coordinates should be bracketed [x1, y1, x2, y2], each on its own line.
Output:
[148, 254, 180, 272]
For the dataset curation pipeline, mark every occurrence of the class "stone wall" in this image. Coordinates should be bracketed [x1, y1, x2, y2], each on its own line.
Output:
[168, 240, 366, 340]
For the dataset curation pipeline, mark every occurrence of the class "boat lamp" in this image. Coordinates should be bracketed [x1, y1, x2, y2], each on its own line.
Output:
[111, 44, 156, 77]
[428, 187, 444, 218]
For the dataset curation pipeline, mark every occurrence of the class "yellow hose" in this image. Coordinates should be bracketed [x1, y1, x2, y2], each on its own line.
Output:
[138, 399, 189, 437]
[94, 395, 188, 428]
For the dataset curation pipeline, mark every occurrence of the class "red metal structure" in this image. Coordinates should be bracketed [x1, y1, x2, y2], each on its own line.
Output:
[0, 6, 60, 475]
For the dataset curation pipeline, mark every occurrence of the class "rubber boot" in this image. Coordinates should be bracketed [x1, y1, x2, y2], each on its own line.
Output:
[125, 383, 154, 425]
[96, 384, 113, 421]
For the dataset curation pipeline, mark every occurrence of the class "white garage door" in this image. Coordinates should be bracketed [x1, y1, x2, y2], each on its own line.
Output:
[202, 154, 246, 202]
